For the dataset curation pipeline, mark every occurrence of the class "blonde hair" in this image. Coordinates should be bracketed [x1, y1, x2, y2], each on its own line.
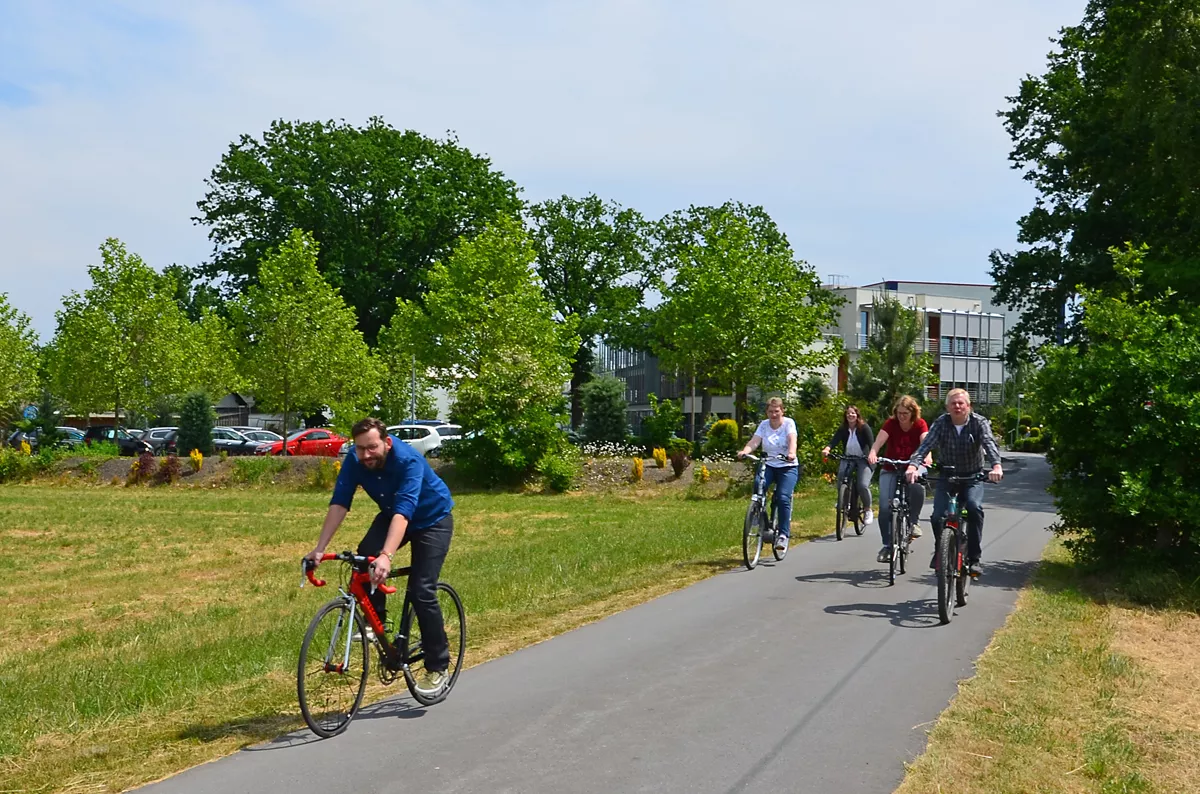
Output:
[893, 395, 921, 420]
[945, 388, 971, 405]
[766, 396, 785, 410]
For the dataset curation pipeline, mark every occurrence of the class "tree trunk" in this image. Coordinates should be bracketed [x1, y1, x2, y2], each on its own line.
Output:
[701, 389, 712, 418]
[735, 384, 749, 431]
[569, 343, 593, 430]
[1154, 524, 1177, 550]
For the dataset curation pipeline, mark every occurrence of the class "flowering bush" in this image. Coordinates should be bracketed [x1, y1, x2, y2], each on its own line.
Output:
[665, 437, 693, 477]
[695, 464, 711, 483]
[651, 447, 667, 469]
[154, 454, 182, 485]
[189, 449, 203, 473]
[580, 440, 643, 459]
[19, 440, 31, 456]
[631, 457, 644, 482]
[127, 451, 157, 486]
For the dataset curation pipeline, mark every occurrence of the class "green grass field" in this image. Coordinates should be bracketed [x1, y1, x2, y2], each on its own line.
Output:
[0, 480, 831, 793]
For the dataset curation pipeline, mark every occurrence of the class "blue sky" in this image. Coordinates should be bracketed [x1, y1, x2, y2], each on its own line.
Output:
[0, 0, 1087, 339]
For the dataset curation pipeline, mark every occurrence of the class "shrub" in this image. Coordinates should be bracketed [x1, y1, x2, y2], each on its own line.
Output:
[127, 451, 157, 486]
[1038, 244, 1200, 570]
[695, 463, 710, 483]
[154, 454, 182, 485]
[704, 419, 740, 457]
[231, 457, 291, 485]
[78, 441, 121, 458]
[641, 393, 683, 450]
[218, 450, 228, 461]
[665, 437, 692, 477]
[188, 449, 204, 473]
[177, 391, 215, 457]
[651, 447, 667, 469]
[795, 375, 831, 409]
[631, 456, 643, 482]
[0, 448, 39, 483]
[580, 375, 628, 444]
[537, 450, 580, 493]
[307, 458, 341, 490]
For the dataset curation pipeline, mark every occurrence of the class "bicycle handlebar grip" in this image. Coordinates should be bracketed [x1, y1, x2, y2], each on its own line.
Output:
[303, 561, 327, 588]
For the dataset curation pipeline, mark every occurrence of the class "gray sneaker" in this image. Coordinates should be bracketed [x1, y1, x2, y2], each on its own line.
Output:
[909, 522, 923, 539]
[416, 669, 448, 695]
[877, 546, 891, 563]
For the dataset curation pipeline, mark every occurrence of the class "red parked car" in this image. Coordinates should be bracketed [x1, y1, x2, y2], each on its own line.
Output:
[256, 428, 346, 457]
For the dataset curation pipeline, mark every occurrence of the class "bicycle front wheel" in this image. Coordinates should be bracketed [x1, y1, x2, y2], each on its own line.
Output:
[401, 582, 467, 706]
[936, 524, 954, 624]
[743, 502, 764, 569]
[955, 530, 970, 607]
[889, 512, 903, 586]
[835, 482, 847, 541]
[770, 509, 787, 561]
[298, 598, 370, 738]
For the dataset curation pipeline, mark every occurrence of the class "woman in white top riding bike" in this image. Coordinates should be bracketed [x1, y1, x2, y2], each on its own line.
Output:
[737, 397, 800, 554]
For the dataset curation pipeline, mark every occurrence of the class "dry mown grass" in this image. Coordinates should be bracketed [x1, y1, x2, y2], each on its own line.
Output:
[896, 540, 1200, 794]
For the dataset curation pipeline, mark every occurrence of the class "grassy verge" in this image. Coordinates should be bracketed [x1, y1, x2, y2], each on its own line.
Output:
[896, 540, 1200, 794]
[0, 479, 830, 793]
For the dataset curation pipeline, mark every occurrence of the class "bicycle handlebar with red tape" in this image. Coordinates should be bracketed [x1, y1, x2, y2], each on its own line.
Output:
[303, 553, 397, 593]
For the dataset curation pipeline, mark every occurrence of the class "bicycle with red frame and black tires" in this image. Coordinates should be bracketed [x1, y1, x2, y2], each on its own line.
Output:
[929, 467, 990, 624]
[298, 552, 466, 737]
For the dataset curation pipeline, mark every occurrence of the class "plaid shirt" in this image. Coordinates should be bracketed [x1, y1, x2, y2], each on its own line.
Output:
[909, 412, 1001, 472]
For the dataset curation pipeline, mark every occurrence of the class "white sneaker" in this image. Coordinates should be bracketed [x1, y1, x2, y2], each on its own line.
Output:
[416, 669, 448, 695]
[774, 534, 789, 553]
[909, 522, 923, 539]
[352, 625, 377, 643]
[864, 509, 874, 525]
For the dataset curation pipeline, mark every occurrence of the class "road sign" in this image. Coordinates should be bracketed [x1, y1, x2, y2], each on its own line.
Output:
[22, 405, 37, 420]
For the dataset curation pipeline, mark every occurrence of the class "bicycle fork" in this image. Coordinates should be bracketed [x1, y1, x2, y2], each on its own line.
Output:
[325, 596, 358, 674]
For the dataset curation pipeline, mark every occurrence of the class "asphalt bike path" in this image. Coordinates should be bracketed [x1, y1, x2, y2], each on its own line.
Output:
[141, 454, 1056, 794]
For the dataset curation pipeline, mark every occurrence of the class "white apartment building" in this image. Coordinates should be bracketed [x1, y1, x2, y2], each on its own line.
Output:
[817, 280, 1008, 406]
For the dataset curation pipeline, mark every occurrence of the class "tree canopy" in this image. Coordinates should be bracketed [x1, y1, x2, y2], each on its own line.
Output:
[232, 229, 380, 435]
[0, 293, 39, 423]
[195, 117, 524, 345]
[389, 217, 579, 483]
[49, 239, 198, 421]
[651, 203, 843, 424]
[848, 295, 935, 420]
[528, 194, 652, 428]
[990, 0, 1200, 345]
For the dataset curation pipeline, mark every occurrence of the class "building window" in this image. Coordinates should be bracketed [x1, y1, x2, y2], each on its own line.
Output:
[968, 338, 980, 357]
[955, 337, 967, 356]
[940, 336, 952, 354]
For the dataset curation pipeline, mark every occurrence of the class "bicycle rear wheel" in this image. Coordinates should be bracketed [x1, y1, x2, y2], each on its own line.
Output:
[744, 502, 765, 569]
[298, 598, 370, 738]
[770, 507, 787, 561]
[401, 582, 467, 706]
[936, 524, 954, 625]
[898, 513, 908, 576]
[835, 482, 848, 541]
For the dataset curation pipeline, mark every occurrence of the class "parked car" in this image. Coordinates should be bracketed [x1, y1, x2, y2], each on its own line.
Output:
[210, 426, 261, 456]
[257, 428, 346, 457]
[55, 427, 85, 448]
[229, 427, 283, 443]
[127, 429, 146, 440]
[82, 425, 153, 456]
[144, 427, 179, 456]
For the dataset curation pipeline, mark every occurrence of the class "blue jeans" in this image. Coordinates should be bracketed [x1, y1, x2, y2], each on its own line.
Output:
[359, 511, 454, 672]
[931, 481, 985, 562]
[878, 467, 926, 548]
[837, 458, 873, 512]
[762, 465, 799, 538]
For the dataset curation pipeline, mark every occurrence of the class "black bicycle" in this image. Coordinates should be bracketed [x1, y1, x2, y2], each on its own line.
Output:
[829, 454, 868, 541]
[876, 458, 926, 586]
[740, 453, 791, 569]
[929, 468, 990, 624]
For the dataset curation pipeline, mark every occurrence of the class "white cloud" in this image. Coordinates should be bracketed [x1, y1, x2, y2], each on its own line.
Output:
[0, 0, 1086, 338]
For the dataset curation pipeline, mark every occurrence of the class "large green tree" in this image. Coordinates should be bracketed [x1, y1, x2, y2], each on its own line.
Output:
[990, 0, 1200, 346]
[233, 229, 381, 438]
[389, 217, 579, 484]
[652, 203, 842, 426]
[848, 295, 936, 419]
[195, 117, 524, 345]
[527, 194, 652, 428]
[0, 294, 39, 424]
[50, 239, 195, 422]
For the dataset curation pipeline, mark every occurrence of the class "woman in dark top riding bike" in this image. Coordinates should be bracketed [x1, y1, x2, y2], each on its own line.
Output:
[822, 404, 875, 527]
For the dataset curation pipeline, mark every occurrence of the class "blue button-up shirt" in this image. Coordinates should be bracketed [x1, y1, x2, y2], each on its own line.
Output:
[330, 435, 454, 530]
